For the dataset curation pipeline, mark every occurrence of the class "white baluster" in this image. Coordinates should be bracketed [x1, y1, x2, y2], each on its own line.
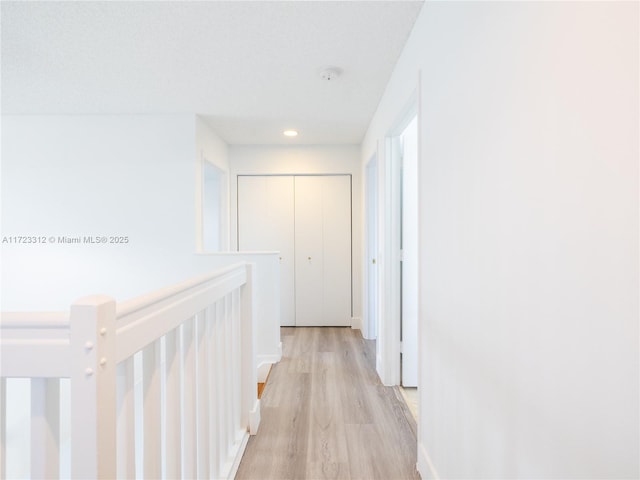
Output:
[231, 289, 241, 442]
[242, 264, 260, 435]
[31, 378, 60, 479]
[196, 311, 209, 479]
[215, 299, 228, 465]
[183, 317, 197, 479]
[142, 340, 161, 479]
[164, 328, 182, 479]
[116, 358, 136, 479]
[207, 304, 220, 478]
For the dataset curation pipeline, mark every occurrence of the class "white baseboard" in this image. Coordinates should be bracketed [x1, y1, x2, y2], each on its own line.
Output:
[256, 342, 282, 382]
[227, 431, 250, 480]
[256, 363, 271, 383]
[249, 399, 261, 435]
[351, 316, 362, 331]
[417, 442, 439, 480]
[257, 353, 282, 366]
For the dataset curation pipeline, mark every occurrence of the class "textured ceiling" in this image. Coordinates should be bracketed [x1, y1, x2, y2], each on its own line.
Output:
[1, 1, 423, 145]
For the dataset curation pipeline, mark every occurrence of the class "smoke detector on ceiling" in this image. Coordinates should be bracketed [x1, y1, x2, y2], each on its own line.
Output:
[319, 67, 342, 82]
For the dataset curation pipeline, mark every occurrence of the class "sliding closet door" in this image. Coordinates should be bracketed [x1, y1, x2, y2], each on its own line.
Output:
[294, 175, 351, 326]
[293, 176, 324, 326]
[237, 175, 295, 326]
[322, 175, 352, 325]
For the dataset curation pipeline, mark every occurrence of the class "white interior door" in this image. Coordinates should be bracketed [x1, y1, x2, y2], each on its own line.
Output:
[294, 176, 324, 326]
[321, 175, 352, 326]
[237, 175, 295, 326]
[294, 175, 351, 326]
[401, 116, 418, 386]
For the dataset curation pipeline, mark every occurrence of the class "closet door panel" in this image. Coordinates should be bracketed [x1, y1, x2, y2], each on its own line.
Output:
[322, 175, 352, 326]
[294, 176, 324, 326]
[237, 175, 295, 326]
[239, 174, 352, 327]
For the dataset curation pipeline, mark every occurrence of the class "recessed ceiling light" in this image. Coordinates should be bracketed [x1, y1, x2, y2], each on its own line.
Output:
[283, 130, 298, 137]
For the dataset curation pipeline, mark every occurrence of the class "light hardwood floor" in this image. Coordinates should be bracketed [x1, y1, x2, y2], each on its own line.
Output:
[236, 327, 420, 480]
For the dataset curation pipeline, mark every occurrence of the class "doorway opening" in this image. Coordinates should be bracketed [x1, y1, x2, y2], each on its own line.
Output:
[396, 114, 419, 422]
[377, 95, 419, 397]
[381, 104, 419, 419]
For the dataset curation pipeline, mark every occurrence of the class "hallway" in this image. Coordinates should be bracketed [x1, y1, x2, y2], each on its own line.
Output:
[236, 327, 419, 480]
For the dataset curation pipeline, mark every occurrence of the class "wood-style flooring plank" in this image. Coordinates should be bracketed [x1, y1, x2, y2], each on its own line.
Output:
[235, 327, 419, 480]
[307, 351, 350, 480]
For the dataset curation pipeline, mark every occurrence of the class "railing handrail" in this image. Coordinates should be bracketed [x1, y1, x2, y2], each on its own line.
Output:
[114, 263, 248, 364]
[0, 263, 250, 376]
[115, 262, 246, 319]
[0, 263, 247, 331]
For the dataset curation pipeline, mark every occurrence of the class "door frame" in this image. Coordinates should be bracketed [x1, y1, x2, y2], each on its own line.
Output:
[377, 92, 418, 386]
[364, 153, 379, 340]
[196, 154, 229, 253]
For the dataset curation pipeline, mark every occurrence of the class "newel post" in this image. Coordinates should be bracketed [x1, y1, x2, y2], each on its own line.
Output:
[69, 295, 117, 479]
[241, 263, 260, 434]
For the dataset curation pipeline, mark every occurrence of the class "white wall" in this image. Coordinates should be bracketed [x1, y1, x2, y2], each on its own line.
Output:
[229, 145, 364, 327]
[364, 2, 639, 479]
[1, 114, 200, 310]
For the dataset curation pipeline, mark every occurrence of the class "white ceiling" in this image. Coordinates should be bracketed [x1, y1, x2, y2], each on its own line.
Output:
[1, 1, 423, 145]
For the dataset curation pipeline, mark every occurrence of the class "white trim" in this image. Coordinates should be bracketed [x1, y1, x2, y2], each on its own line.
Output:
[257, 352, 282, 368]
[227, 431, 250, 480]
[389, 99, 418, 137]
[376, 132, 402, 386]
[256, 342, 282, 383]
[195, 152, 205, 253]
[249, 399, 261, 435]
[257, 340, 281, 383]
[417, 442, 440, 480]
[363, 152, 378, 341]
[200, 158, 228, 253]
[350, 317, 362, 331]
[256, 363, 271, 383]
[376, 353, 383, 380]
[376, 85, 419, 387]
